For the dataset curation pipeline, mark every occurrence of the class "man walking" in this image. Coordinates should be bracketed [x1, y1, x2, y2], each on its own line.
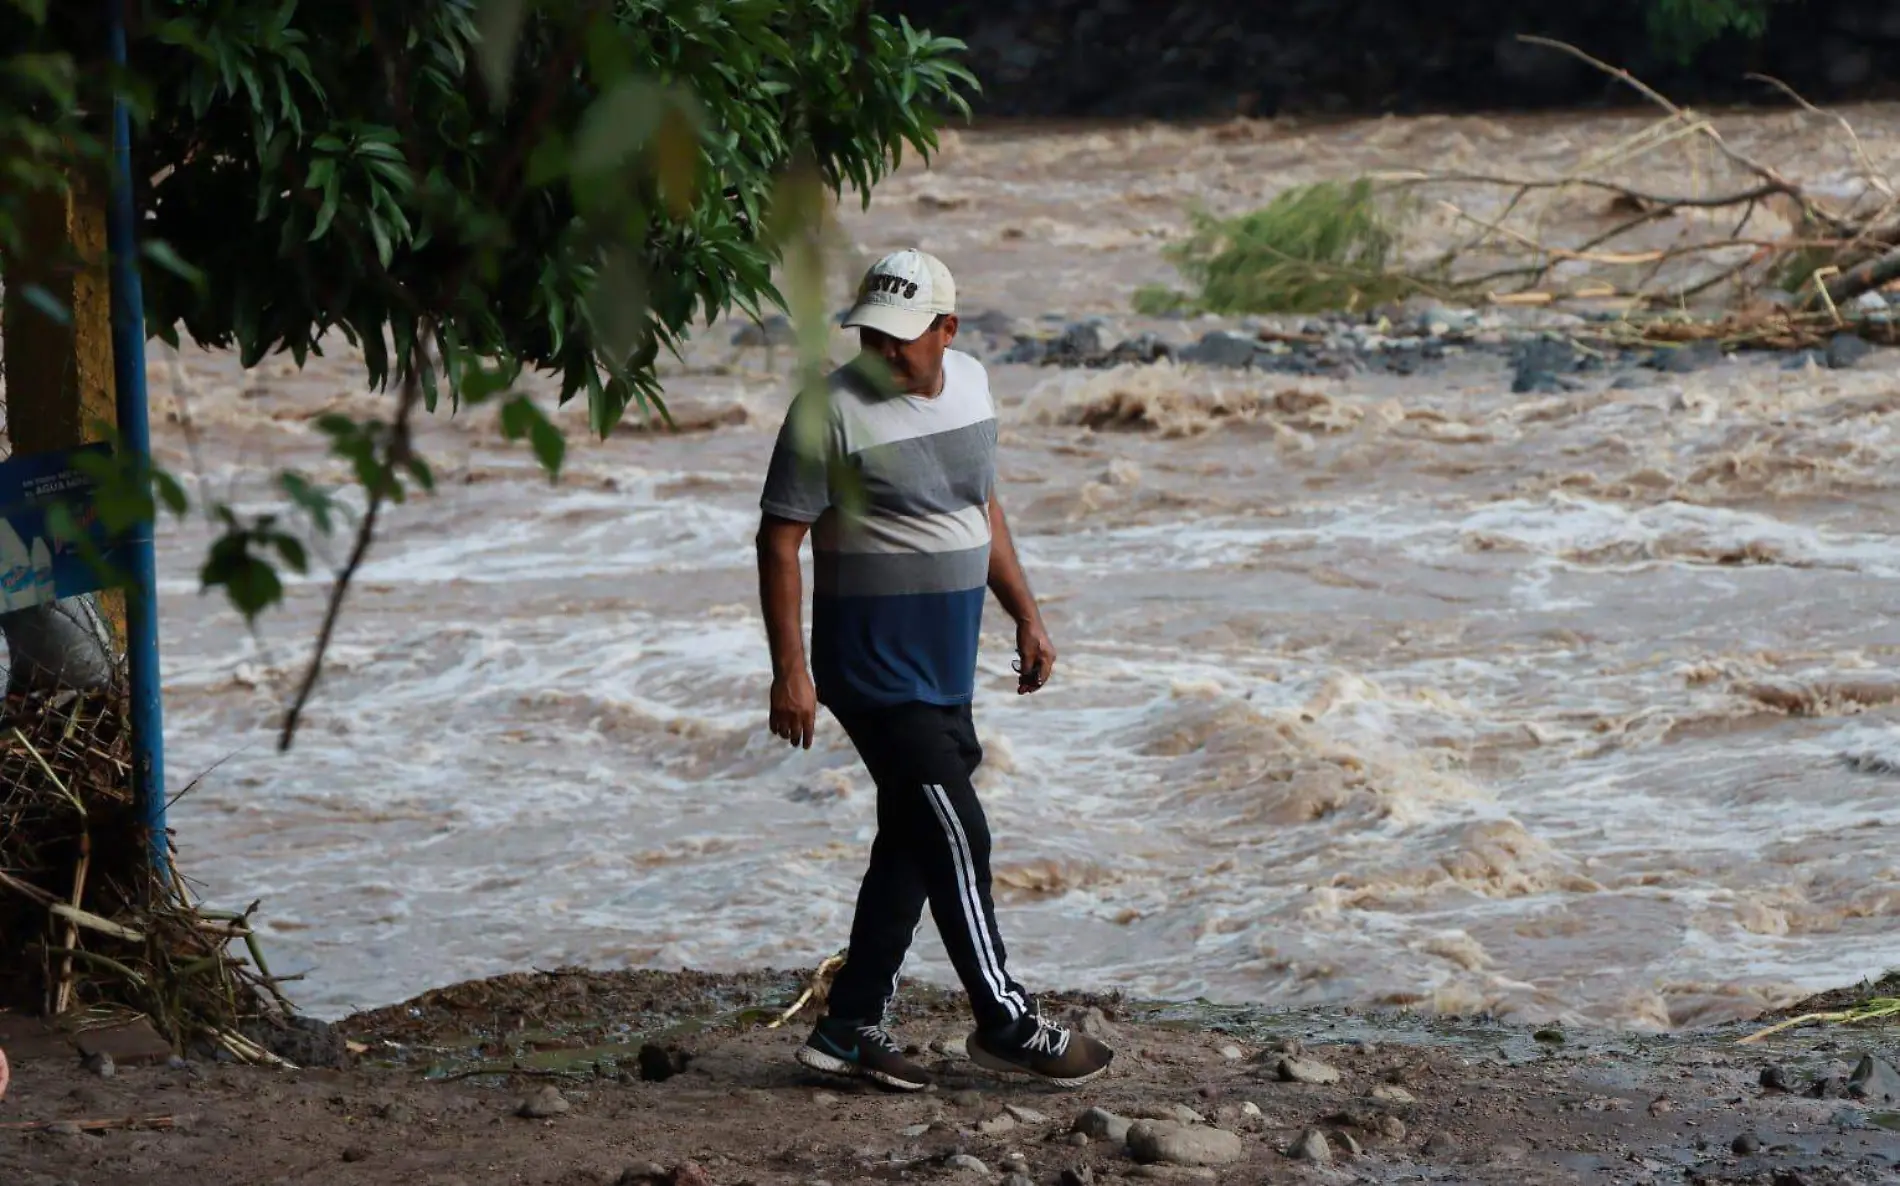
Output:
[756, 249, 1114, 1092]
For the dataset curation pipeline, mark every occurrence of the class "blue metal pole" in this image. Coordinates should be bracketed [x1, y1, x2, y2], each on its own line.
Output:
[104, 0, 169, 878]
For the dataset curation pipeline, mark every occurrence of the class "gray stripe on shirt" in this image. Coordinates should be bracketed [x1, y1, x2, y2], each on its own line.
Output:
[854, 419, 998, 518]
[814, 544, 992, 598]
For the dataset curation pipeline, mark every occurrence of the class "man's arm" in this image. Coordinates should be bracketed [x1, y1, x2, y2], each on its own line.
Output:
[987, 495, 1056, 695]
[757, 514, 818, 747]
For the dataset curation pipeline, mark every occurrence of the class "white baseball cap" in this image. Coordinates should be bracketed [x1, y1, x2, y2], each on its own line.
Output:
[841, 249, 956, 342]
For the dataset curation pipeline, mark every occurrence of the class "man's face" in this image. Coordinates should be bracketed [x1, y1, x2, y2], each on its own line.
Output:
[859, 314, 959, 396]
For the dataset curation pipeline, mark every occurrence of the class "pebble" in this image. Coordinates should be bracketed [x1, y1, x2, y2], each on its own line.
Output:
[616, 1162, 669, 1184]
[1240, 1101, 1262, 1119]
[1848, 1054, 1900, 1103]
[1066, 1006, 1125, 1044]
[637, 1042, 690, 1082]
[930, 1035, 968, 1060]
[1368, 1084, 1415, 1105]
[977, 1113, 1018, 1136]
[1217, 1044, 1244, 1062]
[1126, 1120, 1245, 1167]
[1375, 1115, 1408, 1141]
[1275, 1056, 1342, 1085]
[945, 1154, 990, 1176]
[811, 1091, 839, 1107]
[515, 1085, 570, 1119]
[82, 1052, 115, 1079]
[1422, 1131, 1460, 1157]
[1646, 340, 1723, 373]
[964, 309, 1021, 339]
[1003, 1103, 1049, 1124]
[1128, 1169, 1216, 1183]
[1826, 331, 1872, 370]
[1112, 333, 1175, 364]
[1131, 1101, 1205, 1125]
[1064, 1132, 1090, 1147]
[46, 1121, 85, 1139]
[898, 1123, 930, 1138]
[950, 1089, 985, 1109]
[1532, 1028, 1565, 1044]
[1183, 329, 1261, 368]
[1289, 1128, 1332, 1163]
[670, 1163, 715, 1186]
[1760, 1064, 1793, 1092]
[1072, 1106, 1133, 1144]
[1732, 1133, 1763, 1155]
[1053, 319, 1118, 361]
[372, 1100, 417, 1124]
[1332, 1129, 1363, 1157]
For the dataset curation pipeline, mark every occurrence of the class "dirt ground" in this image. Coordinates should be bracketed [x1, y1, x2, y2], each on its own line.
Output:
[4, 969, 1899, 1186]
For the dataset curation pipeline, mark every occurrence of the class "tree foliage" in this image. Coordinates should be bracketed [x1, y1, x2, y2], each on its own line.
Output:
[127, 0, 972, 432]
[1643, 0, 1787, 60]
[0, 0, 972, 714]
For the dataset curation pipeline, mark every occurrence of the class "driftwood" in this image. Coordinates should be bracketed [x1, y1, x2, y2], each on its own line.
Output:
[1359, 37, 1900, 318]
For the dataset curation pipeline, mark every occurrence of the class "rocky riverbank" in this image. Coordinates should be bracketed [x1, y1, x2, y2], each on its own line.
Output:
[5, 968, 1900, 1185]
[741, 295, 1895, 407]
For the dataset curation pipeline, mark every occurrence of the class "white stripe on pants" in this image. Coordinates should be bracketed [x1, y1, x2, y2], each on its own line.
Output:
[924, 782, 1025, 1019]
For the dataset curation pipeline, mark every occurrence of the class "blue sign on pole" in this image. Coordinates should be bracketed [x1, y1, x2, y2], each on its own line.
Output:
[0, 442, 126, 611]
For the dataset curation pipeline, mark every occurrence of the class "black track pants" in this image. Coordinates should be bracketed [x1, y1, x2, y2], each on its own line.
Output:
[823, 700, 1030, 1032]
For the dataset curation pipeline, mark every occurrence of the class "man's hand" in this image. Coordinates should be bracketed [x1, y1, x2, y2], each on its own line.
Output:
[770, 669, 818, 748]
[758, 513, 816, 748]
[1015, 617, 1057, 695]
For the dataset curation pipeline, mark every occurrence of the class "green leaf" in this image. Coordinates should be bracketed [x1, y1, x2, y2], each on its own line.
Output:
[654, 99, 701, 219]
[154, 469, 189, 516]
[475, 0, 529, 106]
[529, 418, 565, 479]
[369, 212, 393, 267]
[570, 77, 662, 177]
[16, 283, 70, 326]
[309, 180, 339, 240]
[498, 394, 535, 440]
[142, 239, 205, 289]
[404, 455, 435, 492]
[585, 243, 648, 368]
[499, 395, 563, 479]
[272, 533, 309, 574]
[202, 532, 285, 622]
[279, 471, 336, 535]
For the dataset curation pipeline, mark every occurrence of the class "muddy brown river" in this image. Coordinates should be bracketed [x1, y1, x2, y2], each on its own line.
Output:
[123, 104, 1900, 1025]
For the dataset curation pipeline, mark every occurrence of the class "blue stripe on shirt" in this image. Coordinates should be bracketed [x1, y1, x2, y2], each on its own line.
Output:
[812, 587, 986, 710]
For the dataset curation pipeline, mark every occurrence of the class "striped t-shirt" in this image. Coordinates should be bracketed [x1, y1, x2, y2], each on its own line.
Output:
[760, 349, 997, 711]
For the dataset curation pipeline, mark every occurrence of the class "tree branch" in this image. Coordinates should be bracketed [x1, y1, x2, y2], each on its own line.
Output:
[276, 347, 424, 752]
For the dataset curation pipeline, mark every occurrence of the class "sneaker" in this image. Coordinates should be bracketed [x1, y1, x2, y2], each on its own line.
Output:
[794, 1016, 930, 1092]
[967, 1007, 1113, 1088]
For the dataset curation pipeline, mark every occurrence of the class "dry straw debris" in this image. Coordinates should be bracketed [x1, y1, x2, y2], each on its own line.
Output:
[1, 687, 297, 1065]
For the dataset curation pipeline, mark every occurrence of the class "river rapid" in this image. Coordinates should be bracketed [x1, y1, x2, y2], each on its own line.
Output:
[138, 105, 1900, 1026]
